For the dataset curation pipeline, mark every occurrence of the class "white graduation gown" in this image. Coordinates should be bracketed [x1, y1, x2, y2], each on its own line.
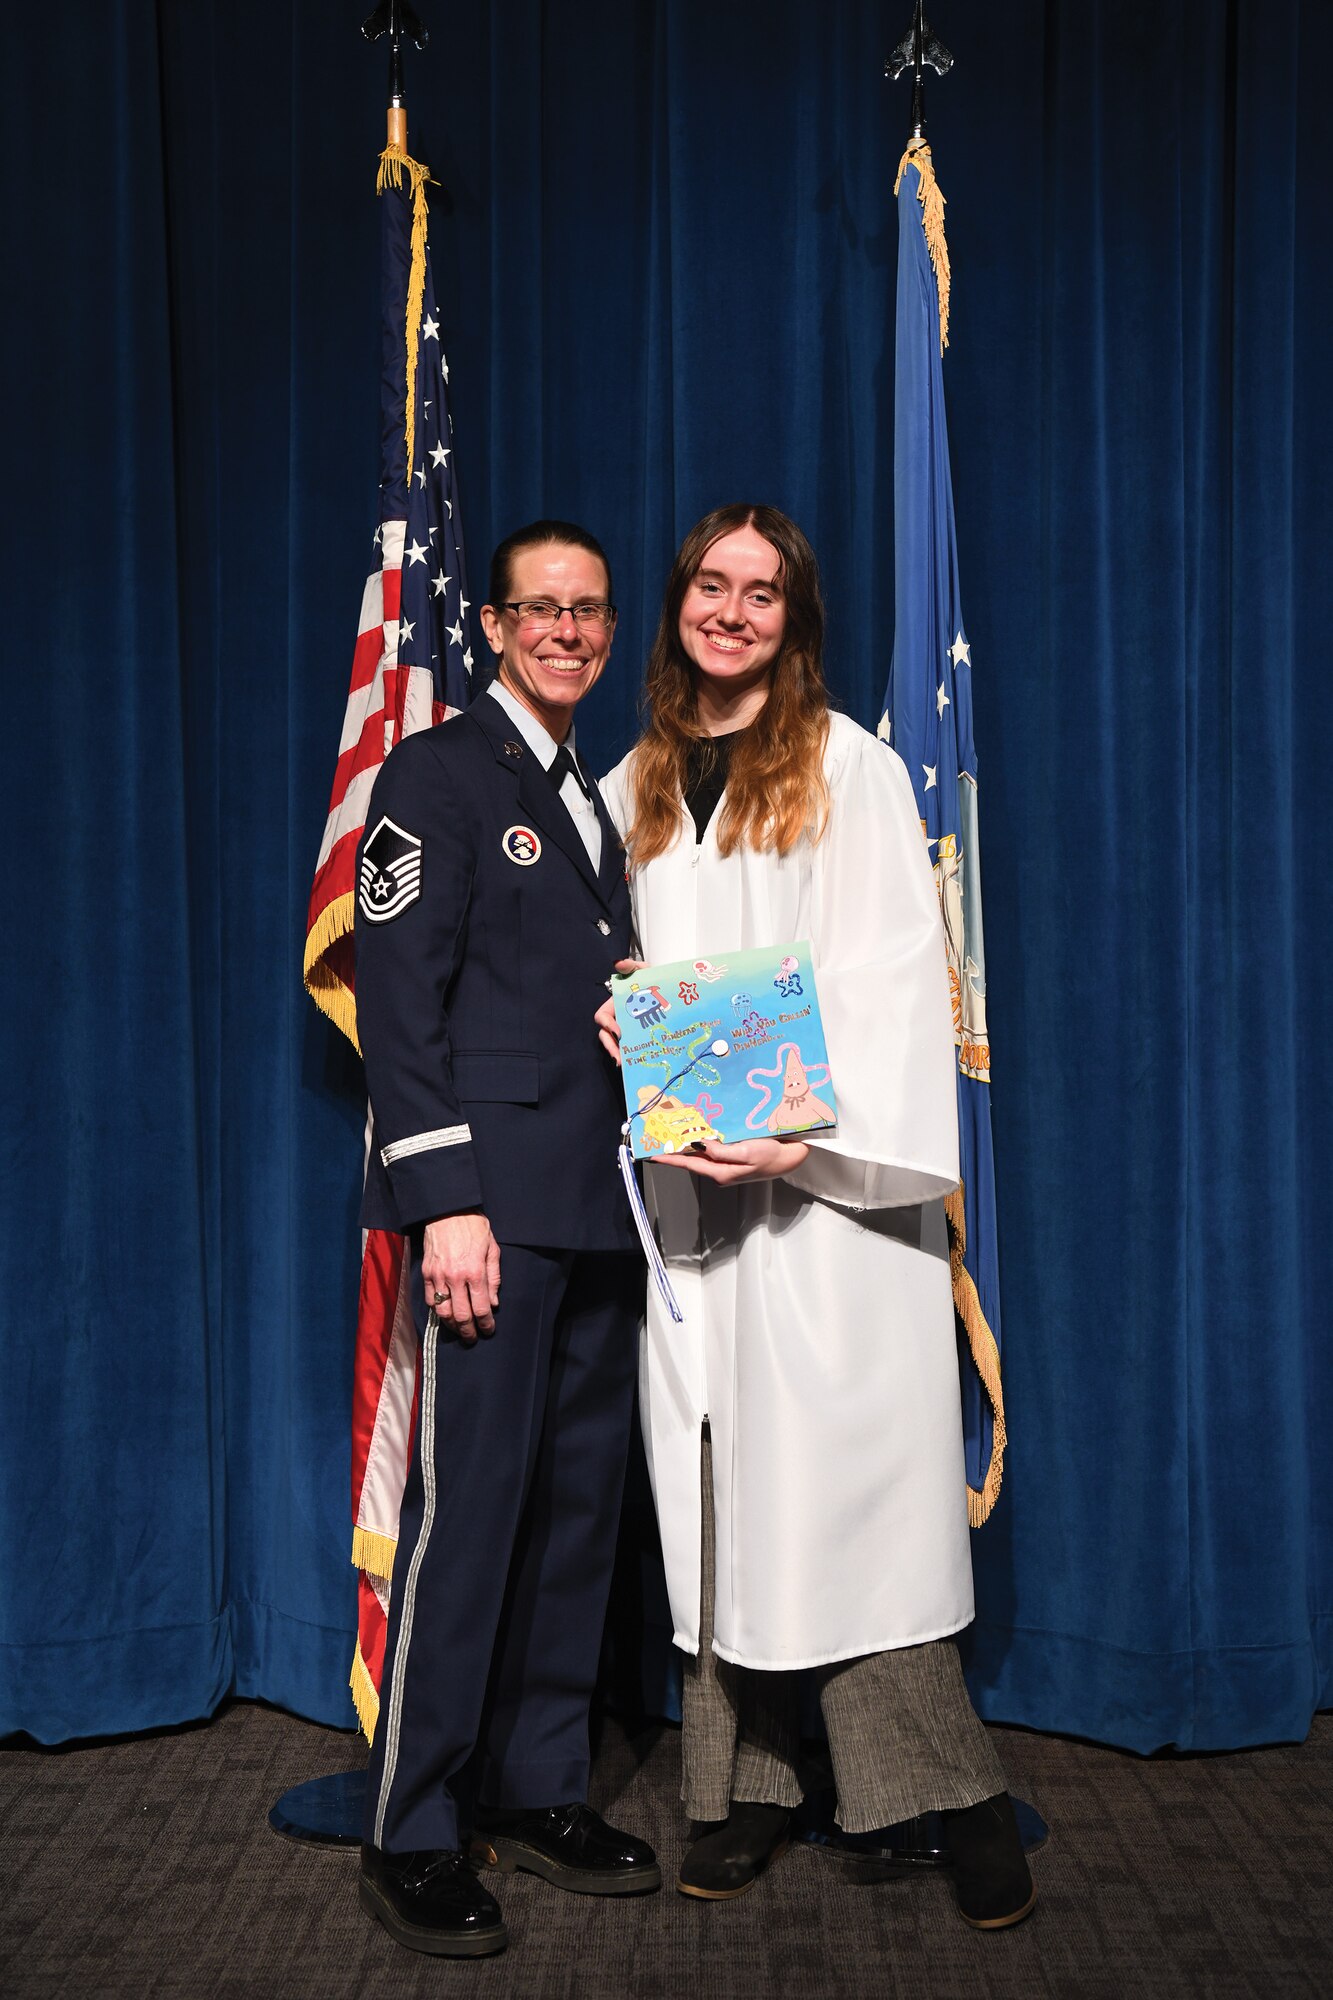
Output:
[600, 712, 975, 1670]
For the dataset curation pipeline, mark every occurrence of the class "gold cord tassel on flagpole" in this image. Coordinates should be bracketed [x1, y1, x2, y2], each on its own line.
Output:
[895, 138, 951, 352]
[376, 143, 432, 491]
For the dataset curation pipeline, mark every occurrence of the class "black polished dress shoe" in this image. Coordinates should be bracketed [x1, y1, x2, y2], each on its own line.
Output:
[471, 1802, 661, 1894]
[676, 1802, 792, 1899]
[359, 1842, 508, 1957]
[941, 1792, 1037, 1929]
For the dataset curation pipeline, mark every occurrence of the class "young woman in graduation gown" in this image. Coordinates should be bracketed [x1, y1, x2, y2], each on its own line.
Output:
[597, 505, 1034, 1927]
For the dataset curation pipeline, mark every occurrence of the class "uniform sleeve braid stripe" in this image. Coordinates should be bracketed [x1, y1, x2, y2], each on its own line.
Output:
[380, 1124, 472, 1166]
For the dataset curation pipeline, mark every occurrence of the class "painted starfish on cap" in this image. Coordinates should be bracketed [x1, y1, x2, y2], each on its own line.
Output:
[767, 1045, 836, 1134]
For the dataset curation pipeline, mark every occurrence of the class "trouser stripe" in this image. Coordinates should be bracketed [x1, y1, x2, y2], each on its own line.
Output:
[372, 1320, 439, 1850]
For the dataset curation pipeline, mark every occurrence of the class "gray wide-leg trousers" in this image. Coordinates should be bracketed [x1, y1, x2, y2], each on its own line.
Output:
[682, 1427, 1005, 1834]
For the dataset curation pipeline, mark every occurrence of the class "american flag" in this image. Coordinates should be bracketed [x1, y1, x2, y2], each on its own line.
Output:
[303, 147, 474, 1736]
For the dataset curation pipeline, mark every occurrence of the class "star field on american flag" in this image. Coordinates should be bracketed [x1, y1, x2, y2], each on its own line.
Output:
[390, 259, 472, 715]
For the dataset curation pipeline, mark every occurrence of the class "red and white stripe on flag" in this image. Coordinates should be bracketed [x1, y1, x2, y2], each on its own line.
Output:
[304, 520, 445, 1049]
[303, 514, 447, 1740]
[347, 1224, 420, 1737]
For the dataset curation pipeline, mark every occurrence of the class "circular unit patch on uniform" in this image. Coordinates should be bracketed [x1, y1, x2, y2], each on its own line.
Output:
[502, 824, 542, 866]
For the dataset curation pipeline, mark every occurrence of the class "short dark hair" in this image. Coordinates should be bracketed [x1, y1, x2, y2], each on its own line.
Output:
[487, 519, 613, 607]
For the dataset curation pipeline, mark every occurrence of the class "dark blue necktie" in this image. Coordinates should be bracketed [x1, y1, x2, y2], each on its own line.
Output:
[551, 743, 595, 805]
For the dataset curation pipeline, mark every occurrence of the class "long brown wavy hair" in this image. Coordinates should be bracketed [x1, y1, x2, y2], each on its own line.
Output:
[625, 505, 831, 863]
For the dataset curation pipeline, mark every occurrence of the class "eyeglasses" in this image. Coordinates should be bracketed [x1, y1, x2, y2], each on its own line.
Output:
[500, 600, 617, 632]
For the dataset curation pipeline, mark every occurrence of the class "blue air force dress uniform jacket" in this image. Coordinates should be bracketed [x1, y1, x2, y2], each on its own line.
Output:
[356, 692, 638, 1253]
[354, 687, 641, 1857]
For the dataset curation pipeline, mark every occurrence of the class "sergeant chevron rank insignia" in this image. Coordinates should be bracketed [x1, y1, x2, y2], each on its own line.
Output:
[359, 816, 423, 922]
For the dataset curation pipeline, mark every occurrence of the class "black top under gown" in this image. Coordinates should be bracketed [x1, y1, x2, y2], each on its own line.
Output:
[682, 728, 750, 843]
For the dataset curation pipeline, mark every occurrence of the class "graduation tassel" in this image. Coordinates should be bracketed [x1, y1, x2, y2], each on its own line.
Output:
[619, 1135, 685, 1324]
[613, 1031, 731, 1325]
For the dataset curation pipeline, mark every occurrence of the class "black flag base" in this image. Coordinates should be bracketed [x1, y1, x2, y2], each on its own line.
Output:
[267, 1768, 1048, 1864]
[268, 1769, 366, 1847]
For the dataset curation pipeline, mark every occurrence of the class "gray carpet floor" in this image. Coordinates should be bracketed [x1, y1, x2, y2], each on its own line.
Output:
[3, 1702, 1331, 1998]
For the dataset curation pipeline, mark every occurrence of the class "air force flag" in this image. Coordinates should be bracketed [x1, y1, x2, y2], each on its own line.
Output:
[880, 140, 1006, 1526]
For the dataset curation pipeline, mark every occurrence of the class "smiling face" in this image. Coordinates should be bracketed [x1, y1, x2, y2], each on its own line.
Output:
[480, 541, 615, 740]
[677, 525, 788, 705]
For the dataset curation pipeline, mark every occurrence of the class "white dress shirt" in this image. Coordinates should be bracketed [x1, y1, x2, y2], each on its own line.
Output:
[487, 679, 602, 872]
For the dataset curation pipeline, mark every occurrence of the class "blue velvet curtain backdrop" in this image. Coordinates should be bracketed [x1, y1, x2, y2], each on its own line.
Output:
[2, 0, 1329, 1752]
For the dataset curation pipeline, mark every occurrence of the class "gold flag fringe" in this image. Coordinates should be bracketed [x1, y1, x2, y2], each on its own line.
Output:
[376, 145, 432, 499]
[894, 139, 951, 353]
[302, 892, 361, 1052]
[351, 1522, 399, 1583]
[350, 1639, 380, 1743]
[945, 1183, 1007, 1526]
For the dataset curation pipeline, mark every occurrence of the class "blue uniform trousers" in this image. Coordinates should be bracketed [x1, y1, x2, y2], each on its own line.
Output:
[364, 1239, 641, 1855]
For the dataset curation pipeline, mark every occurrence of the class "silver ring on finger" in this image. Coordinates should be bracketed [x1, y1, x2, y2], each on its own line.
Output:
[432, 1290, 448, 1306]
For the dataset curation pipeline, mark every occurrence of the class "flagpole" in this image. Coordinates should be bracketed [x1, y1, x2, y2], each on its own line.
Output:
[885, 2, 954, 140]
[867, 4, 1049, 1872]
[269, 0, 434, 1855]
[362, 0, 429, 151]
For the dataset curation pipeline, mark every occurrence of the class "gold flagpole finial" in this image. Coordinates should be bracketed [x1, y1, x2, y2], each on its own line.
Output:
[362, 0, 430, 152]
[363, 1, 433, 490]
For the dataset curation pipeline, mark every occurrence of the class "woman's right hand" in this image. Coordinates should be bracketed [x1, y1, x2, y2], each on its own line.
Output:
[422, 1210, 501, 1343]
[596, 958, 646, 1065]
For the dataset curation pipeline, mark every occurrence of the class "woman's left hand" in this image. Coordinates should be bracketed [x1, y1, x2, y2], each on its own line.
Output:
[655, 1137, 810, 1185]
[595, 958, 646, 1065]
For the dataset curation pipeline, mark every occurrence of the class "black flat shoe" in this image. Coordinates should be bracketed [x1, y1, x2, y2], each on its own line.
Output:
[941, 1792, 1037, 1929]
[471, 1802, 661, 1895]
[677, 1803, 792, 1900]
[359, 1843, 508, 1957]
